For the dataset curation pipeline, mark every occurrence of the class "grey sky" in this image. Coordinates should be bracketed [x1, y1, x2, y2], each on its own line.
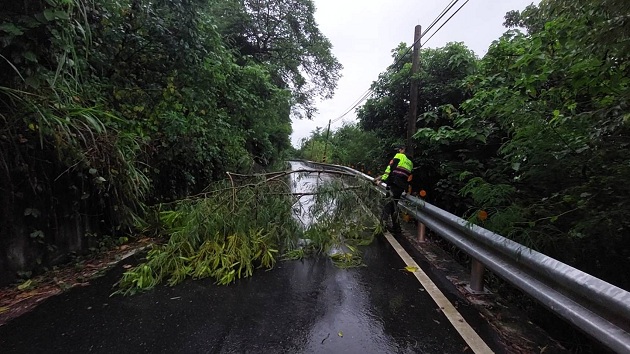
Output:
[290, 0, 539, 147]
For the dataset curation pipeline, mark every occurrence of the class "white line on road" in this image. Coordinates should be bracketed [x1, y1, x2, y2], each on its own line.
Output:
[384, 232, 494, 354]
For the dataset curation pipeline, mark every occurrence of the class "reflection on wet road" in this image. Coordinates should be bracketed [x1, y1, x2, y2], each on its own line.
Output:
[0, 241, 470, 353]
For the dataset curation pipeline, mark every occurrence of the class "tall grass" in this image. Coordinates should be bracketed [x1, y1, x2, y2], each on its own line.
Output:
[0, 0, 149, 240]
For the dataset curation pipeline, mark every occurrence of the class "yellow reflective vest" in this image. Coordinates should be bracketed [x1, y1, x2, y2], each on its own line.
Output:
[382, 152, 413, 183]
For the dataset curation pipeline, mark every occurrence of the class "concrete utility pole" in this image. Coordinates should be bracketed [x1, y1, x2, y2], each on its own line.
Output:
[322, 119, 331, 162]
[407, 25, 421, 158]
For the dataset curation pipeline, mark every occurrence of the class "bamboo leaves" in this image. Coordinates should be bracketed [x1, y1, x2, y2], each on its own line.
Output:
[114, 176, 294, 294]
[114, 169, 382, 294]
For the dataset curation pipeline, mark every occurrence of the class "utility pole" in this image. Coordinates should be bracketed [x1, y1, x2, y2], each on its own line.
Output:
[407, 25, 421, 157]
[322, 119, 331, 163]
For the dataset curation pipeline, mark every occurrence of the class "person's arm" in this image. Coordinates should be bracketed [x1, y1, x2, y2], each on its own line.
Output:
[389, 158, 400, 171]
[377, 155, 398, 185]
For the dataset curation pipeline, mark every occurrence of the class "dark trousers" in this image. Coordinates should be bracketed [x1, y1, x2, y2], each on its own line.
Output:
[382, 183, 405, 231]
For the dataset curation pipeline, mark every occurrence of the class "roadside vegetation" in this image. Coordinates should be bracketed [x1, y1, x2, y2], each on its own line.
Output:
[0, 0, 340, 284]
[0, 0, 379, 297]
[297, 0, 630, 291]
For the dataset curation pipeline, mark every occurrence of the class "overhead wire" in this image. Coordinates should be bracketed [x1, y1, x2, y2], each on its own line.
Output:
[331, 87, 373, 124]
[422, 0, 459, 39]
[390, 0, 460, 70]
[423, 0, 471, 46]
[327, 0, 470, 126]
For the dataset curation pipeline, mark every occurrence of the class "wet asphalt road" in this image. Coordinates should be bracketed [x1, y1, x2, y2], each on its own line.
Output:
[0, 238, 473, 354]
[0, 163, 481, 353]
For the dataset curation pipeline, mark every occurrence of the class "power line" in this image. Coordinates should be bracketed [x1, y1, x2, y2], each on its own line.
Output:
[392, 0, 461, 69]
[331, 88, 373, 124]
[422, 0, 459, 38]
[327, 0, 469, 126]
[423, 0, 470, 46]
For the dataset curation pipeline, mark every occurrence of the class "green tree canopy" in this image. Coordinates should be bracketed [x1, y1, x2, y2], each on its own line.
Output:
[415, 0, 630, 287]
[358, 42, 478, 147]
[211, 0, 342, 118]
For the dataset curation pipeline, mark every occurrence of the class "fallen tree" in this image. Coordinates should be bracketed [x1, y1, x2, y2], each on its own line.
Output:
[115, 169, 383, 295]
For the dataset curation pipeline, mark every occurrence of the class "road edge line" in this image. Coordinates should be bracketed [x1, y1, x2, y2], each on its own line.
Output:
[384, 232, 494, 354]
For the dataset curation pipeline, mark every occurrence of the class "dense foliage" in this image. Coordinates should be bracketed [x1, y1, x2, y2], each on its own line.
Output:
[295, 123, 382, 174]
[116, 170, 382, 294]
[459, 0, 630, 286]
[0, 0, 340, 279]
[302, 0, 630, 290]
[211, 0, 342, 119]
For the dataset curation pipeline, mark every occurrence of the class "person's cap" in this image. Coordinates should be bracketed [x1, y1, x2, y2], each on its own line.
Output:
[393, 144, 406, 151]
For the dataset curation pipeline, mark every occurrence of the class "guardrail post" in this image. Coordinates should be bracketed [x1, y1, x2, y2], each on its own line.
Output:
[417, 222, 426, 242]
[470, 259, 485, 292]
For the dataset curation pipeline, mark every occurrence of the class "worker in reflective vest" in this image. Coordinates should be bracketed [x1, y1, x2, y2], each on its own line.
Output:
[374, 145, 413, 234]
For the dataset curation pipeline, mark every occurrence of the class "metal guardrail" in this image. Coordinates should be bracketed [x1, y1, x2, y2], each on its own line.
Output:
[293, 160, 630, 354]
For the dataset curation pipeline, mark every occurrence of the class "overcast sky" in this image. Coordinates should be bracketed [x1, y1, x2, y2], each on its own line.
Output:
[290, 0, 540, 147]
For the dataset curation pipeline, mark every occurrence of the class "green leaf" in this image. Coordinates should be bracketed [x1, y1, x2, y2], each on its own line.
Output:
[17, 279, 33, 290]
[53, 10, 70, 20]
[29, 230, 44, 239]
[43, 9, 56, 21]
[24, 76, 40, 89]
[0, 22, 24, 35]
[24, 51, 37, 63]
